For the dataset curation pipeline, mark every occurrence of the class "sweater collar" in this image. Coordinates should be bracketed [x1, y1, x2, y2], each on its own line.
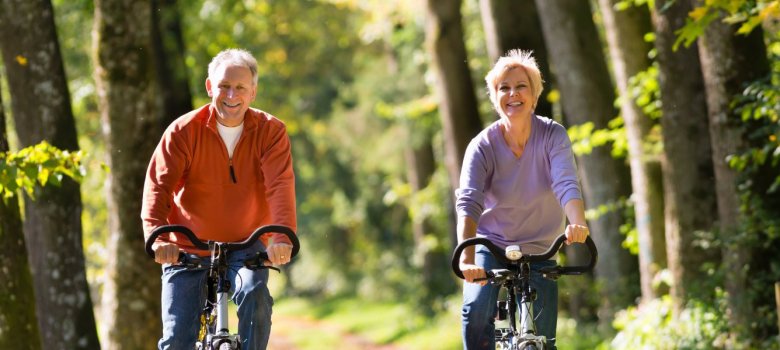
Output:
[205, 103, 259, 132]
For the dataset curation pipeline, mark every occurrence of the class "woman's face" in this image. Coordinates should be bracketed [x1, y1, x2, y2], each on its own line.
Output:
[495, 67, 535, 119]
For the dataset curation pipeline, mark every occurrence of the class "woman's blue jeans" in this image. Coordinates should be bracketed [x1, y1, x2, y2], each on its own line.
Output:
[158, 242, 273, 350]
[462, 245, 558, 350]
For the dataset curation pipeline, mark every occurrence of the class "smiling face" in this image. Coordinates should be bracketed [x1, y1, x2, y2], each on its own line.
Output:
[495, 67, 536, 120]
[206, 63, 257, 126]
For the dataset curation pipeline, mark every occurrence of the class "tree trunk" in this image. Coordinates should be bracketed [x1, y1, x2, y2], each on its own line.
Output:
[93, 0, 166, 347]
[597, 0, 667, 303]
[535, 0, 637, 324]
[0, 1, 100, 349]
[0, 76, 42, 350]
[651, 0, 719, 311]
[478, 0, 553, 118]
[694, 2, 770, 337]
[151, 0, 192, 126]
[424, 0, 484, 191]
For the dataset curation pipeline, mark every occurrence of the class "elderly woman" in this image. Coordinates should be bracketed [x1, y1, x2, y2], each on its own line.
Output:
[455, 49, 590, 349]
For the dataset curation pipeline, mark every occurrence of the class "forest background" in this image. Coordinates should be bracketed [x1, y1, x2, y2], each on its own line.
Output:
[1, 0, 779, 349]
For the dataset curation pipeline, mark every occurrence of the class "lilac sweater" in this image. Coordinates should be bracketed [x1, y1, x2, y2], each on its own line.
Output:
[455, 115, 582, 254]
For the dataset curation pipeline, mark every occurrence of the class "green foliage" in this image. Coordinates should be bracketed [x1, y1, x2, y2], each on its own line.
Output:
[0, 141, 85, 199]
[568, 117, 628, 158]
[610, 297, 732, 349]
[675, 0, 780, 49]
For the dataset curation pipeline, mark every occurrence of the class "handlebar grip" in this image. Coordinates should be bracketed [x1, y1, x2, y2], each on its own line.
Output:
[451, 237, 506, 279]
[559, 235, 598, 275]
[145, 225, 209, 257]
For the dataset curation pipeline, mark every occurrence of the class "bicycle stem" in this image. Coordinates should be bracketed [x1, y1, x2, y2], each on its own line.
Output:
[217, 292, 230, 333]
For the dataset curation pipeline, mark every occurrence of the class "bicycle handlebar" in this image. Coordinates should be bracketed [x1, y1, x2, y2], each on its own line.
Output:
[451, 234, 597, 280]
[145, 224, 300, 261]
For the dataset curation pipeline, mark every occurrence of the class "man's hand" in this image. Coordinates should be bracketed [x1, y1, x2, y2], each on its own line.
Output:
[460, 263, 487, 286]
[153, 242, 181, 264]
[266, 242, 293, 265]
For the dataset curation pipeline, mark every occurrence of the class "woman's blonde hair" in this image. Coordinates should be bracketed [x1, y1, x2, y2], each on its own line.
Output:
[484, 49, 544, 108]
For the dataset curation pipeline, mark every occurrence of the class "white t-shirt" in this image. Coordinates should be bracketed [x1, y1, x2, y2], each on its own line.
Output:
[217, 121, 244, 158]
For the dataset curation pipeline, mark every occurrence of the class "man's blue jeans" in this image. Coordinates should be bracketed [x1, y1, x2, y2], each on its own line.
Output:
[158, 242, 273, 350]
[462, 245, 558, 350]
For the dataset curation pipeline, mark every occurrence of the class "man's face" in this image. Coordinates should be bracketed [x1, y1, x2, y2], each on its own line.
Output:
[206, 64, 257, 126]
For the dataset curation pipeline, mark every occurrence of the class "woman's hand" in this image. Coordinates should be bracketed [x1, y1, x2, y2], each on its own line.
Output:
[460, 263, 488, 286]
[564, 224, 589, 244]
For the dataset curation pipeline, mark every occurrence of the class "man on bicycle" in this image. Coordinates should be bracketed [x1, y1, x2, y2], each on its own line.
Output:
[141, 48, 296, 349]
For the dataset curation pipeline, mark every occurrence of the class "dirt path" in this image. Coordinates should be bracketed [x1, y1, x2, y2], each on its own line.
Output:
[268, 315, 405, 350]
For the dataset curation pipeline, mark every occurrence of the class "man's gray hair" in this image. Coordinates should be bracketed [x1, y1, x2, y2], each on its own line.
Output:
[208, 48, 259, 85]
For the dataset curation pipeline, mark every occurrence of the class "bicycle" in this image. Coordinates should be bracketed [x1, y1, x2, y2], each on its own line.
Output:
[451, 234, 597, 350]
[145, 224, 300, 350]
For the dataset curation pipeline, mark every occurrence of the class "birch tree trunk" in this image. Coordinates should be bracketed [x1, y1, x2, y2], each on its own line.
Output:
[694, 1, 770, 337]
[535, 0, 637, 324]
[597, 0, 666, 303]
[478, 0, 553, 118]
[0, 1, 100, 348]
[651, 0, 719, 311]
[93, 0, 166, 347]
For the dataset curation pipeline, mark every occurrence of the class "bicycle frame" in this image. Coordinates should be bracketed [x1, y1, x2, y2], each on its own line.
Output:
[146, 225, 300, 350]
[452, 234, 597, 350]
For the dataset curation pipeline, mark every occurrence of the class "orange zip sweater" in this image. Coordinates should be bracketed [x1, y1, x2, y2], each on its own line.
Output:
[141, 104, 296, 254]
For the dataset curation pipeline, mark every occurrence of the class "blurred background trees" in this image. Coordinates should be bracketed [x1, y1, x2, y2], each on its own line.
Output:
[1, 0, 778, 348]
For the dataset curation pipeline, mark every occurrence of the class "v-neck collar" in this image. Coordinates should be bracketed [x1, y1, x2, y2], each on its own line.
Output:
[496, 115, 536, 160]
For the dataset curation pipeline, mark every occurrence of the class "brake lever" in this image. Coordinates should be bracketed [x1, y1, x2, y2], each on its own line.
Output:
[243, 253, 281, 272]
[177, 253, 204, 269]
[539, 266, 562, 281]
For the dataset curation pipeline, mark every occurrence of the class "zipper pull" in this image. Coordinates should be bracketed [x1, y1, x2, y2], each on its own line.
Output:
[229, 159, 237, 183]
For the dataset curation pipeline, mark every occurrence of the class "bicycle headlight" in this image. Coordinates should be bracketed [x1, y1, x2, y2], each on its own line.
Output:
[505, 245, 522, 261]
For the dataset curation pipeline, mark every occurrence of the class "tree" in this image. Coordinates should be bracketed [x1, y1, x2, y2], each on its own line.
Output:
[151, 0, 192, 125]
[597, 0, 666, 303]
[0, 1, 100, 348]
[478, 0, 553, 118]
[534, 0, 637, 323]
[693, 0, 771, 338]
[424, 0, 484, 191]
[0, 76, 42, 350]
[92, 0, 168, 347]
[651, 0, 719, 310]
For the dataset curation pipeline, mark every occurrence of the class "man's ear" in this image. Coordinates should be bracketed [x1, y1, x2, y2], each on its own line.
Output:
[205, 78, 213, 97]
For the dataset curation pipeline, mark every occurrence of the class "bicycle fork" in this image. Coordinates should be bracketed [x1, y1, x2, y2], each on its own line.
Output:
[200, 243, 242, 350]
[515, 265, 546, 349]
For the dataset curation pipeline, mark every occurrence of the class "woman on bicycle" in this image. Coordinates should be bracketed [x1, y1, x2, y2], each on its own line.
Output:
[456, 49, 589, 350]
